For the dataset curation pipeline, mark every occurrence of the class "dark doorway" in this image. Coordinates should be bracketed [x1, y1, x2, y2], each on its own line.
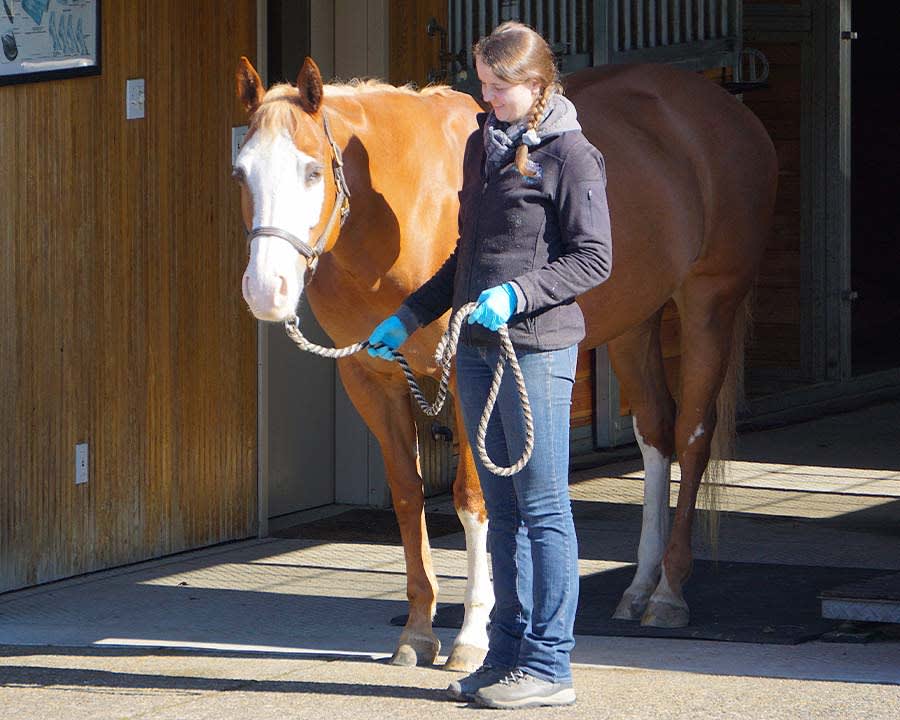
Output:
[267, 0, 311, 84]
[850, 2, 900, 375]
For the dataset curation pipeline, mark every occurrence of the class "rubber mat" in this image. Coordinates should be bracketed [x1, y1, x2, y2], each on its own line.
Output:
[393, 561, 892, 644]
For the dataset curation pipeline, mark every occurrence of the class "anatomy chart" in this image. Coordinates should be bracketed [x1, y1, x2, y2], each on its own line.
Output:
[1, 0, 99, 83]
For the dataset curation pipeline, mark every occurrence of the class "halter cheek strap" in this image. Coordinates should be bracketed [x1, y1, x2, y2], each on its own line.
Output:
[245, 111, 351, 279]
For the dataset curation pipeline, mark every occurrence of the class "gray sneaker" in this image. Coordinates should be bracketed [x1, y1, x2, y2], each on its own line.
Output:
[474, 668, 576, 709]
[446, 664, 510, 702]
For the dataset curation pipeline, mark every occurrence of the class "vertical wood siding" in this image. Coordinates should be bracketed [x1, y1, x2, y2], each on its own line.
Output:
[389, 0, 447, 87]
[0, 2, 258, 593]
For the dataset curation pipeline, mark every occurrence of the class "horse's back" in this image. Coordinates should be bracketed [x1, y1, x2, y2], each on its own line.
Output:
[567, 64, 777, 345]
[567, 63, 774, 175]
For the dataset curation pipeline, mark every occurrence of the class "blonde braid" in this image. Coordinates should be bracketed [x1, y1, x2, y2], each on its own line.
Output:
[515, 85, 554, 177]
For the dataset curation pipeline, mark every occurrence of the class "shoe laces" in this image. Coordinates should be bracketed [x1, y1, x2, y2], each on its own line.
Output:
[498, 668, 529, 686]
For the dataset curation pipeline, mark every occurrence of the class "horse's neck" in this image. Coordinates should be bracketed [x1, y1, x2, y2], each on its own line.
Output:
[304, 96, 414, 340]
[307, 90, 477, 342]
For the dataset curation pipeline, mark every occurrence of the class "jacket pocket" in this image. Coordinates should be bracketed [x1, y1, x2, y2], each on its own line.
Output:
[584, 182, 604, 229]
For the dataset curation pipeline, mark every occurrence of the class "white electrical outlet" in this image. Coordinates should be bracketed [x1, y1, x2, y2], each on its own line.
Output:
[232, 125, 249, 165]
[126, 78, 145, 120]
[75, 443, 89, 485]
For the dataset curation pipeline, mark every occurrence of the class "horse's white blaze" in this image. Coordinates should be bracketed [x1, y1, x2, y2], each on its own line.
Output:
[626, 415, 671, 596]
[237, 129, 325, 321]
[453, 510, 493, 650]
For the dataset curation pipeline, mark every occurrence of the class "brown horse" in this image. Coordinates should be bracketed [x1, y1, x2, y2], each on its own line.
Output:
[234, 56, 777, 671]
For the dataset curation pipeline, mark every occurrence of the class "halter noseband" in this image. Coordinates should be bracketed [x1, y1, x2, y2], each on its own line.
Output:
[245, 111, 351, 279]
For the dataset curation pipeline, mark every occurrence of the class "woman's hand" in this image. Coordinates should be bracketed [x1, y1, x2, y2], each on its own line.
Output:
[468, 283, 516, 332]
[366, 315, 409, 360]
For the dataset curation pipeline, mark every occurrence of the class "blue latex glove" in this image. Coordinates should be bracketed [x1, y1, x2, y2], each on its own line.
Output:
[367, 315, 409, 360]
[468, 283, 517, 332]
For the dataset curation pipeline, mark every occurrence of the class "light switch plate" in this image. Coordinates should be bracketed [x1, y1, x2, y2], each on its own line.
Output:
[75, 443, 89, 485]
[232, 126, 249, 165]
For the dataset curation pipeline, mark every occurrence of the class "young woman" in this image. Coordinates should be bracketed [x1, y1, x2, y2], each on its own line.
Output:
[367, 21, 612, 709]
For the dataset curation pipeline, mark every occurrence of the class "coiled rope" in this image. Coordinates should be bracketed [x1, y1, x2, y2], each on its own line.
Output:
[283, 302, 534, 476]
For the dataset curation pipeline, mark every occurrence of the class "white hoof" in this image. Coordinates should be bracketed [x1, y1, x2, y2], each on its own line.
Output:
[443, 643, 487, 673]
[612, 591, 651, 621]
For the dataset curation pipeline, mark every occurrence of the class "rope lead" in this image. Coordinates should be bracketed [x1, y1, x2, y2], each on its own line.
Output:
[283, 302, 534, 476]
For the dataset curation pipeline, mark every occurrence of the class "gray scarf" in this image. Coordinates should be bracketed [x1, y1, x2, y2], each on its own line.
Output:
[483, 93, 581, 172]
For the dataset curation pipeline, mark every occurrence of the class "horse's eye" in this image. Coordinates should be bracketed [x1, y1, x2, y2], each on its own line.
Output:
[306, 164, 323, 184]
[231, 166, 246, 183]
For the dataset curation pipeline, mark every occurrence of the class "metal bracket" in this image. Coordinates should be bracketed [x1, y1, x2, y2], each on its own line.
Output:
[425, 17, 468, 85]
[724, 48, 771, 94]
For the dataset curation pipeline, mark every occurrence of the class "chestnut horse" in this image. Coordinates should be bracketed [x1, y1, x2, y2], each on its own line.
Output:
[234, 56, 776, 671]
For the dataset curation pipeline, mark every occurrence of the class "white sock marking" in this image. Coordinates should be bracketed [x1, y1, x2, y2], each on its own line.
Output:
[454, 509, 493, 650]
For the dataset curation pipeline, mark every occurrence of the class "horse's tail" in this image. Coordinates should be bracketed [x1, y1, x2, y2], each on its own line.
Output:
[698, 293, 752, 554]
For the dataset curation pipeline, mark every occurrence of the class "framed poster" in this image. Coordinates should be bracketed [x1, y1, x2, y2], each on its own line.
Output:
[1, 0, 100, 85]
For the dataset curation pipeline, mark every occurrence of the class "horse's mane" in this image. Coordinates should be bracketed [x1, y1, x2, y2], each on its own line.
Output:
[252, 80, 457, 134]
[323, 78, 456, 98]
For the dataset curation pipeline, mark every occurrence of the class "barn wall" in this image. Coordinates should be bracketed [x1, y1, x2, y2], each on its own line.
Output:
[0, 2, 258, 593]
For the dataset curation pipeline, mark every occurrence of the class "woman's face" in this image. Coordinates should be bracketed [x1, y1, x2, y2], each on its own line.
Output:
[476, 58, 540, 124]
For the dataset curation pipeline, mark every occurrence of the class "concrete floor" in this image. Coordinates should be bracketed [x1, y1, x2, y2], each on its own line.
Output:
[1, 400, 899, 718]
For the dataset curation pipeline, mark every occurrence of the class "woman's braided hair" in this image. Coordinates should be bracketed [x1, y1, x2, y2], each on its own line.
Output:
[474, 21, 562, 177]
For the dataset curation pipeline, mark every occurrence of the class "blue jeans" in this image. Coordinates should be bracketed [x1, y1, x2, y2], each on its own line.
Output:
[456, 342, 579, 683]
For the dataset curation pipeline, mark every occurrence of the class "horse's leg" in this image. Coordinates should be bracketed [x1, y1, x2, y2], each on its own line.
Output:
[337, 357, 441, 666]
[641, 282, 740, 628]
[606, 311, 677, 621]
[443, 390, 493, 672]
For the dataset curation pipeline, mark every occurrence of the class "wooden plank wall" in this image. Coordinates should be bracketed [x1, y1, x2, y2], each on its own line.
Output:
[0, 1, 258, 593]
[389, 0, 446, 87]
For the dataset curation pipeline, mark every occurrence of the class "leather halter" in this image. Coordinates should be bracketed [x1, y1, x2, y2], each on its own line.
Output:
[245, 111, 351, 279]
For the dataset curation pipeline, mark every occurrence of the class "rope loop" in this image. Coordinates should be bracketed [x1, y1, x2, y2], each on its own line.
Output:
[282, 304, 534, 476]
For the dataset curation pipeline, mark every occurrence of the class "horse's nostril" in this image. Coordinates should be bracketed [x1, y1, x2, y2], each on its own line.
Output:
[277, 276, 289, 298]
[242, 274, 253, 303]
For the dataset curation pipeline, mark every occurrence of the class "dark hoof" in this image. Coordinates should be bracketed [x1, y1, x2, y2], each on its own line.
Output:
[389, 644, 419, 666]
[390, 634, 440, 667]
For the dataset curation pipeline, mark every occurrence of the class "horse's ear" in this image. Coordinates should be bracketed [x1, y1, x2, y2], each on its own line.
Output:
[296, 57, 324, 114]
[236, 56, 265, 113]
